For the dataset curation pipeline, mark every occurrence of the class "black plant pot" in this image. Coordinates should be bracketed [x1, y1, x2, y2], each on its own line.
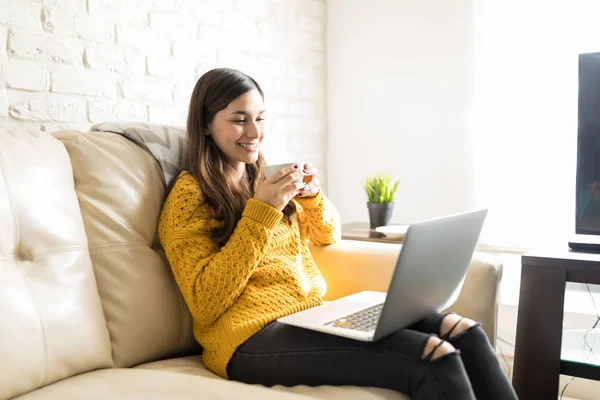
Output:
[367, 202, 394, 229]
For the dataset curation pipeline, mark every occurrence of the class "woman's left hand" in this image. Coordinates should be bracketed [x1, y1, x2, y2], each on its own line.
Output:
[298, 163, 320, 198]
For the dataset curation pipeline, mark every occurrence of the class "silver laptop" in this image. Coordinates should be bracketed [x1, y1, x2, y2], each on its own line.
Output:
[277, 209, 487, 341]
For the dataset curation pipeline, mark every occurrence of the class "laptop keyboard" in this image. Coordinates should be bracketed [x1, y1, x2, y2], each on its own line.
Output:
[324, 303, 384, 332]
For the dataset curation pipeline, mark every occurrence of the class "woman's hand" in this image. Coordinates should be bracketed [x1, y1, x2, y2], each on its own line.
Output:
[254, 164, 305, 211]
[298, 163, 320, 198]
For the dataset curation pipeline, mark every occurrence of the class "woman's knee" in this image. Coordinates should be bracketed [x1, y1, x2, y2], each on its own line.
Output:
[422, 336, 456, 361]
[440, 314, 477, 339]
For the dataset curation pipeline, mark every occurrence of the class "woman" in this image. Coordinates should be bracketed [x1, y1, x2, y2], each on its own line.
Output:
[158, 68, 517, 399]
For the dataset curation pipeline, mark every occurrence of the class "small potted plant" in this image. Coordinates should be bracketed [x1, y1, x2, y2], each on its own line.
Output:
[364, 173, 400, 228]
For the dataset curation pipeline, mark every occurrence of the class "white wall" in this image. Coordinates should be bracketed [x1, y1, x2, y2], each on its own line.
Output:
[0, 0, 327, 173]
[326, 0, 476, 224]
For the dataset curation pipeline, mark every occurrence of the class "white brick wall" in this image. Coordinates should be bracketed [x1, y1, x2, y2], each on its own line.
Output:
[0, 0, 327, 173]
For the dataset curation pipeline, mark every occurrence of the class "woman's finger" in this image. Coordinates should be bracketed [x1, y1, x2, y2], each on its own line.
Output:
[299, 178, 320, 197]
[303, 164, 318, 176]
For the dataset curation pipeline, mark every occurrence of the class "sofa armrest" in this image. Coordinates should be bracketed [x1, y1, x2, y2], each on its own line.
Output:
[309, 240, 503, 346]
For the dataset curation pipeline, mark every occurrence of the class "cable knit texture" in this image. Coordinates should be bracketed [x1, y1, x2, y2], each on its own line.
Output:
[158, 171, 341, 378]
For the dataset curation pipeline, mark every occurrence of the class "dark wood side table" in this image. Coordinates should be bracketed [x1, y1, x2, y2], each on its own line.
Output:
[513, 249, 600, 399]
[341, 222, 404, 244]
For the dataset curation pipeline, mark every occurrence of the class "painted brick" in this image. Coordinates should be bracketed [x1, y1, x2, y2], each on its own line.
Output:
[172, 80, 196, 105]
[305, 118, 325, 134]
[74, 14, 113, 42]
[87, 0, 147, 25]
[300, 81, 325, 101]
[51, 66, 117, 98]
[143, 0, 176, 13]
[43, 0, 86, 13]
[83, 43, 145, 74]
[8, 92, 87, 122]
[261, 58, 287, 76]
[272, 78, 302, 97]
[268, 3, 297, 25]
[288, 65, 313, 81]
[172, 39, 217, 65]
[0, 88, 7, 118]
[116, 26, 170, 57]
[289, 101, 318, 117]
[273, 117, 304, 134]
[176, 0, 222, 22]
[217, 50, 260, 75]
[0, 0, 8, 24]
[297, 15, 323, 35]
[121, 77, 173, 102]
[42, 8, 75, 35]
[219, 33, 272, 57]
[258, 21, 286, 42]
[285, 30, 312, 49]
[302, 0, 326, 19]
[147, 102, 187, 125]
[221, 14, 257, 36]
[265, 97, 287, 114]
[149, 13, 197, 39]
[147, 56, 195, 80]
[301, 50, 324, 67]
[2, 59, 49, 91]
[272, 41, 302, 62]
[8, 29, 82, 64]
[308, 33, 324, 51]
[233, 0, 268, 18]
[0, 25, 7, 60]
[1, 1, 42, 31]
[89, 98, 146, 122]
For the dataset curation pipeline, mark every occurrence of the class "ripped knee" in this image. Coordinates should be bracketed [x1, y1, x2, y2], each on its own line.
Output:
[422, 336, 456, 361]
[440, 314, 477, 339]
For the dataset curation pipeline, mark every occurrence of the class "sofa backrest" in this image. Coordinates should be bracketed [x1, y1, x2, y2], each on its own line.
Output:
[52, 130, 199, 368]
[0, 128, 113, 400]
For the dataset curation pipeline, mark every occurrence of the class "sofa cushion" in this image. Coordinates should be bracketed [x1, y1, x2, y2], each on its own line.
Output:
[12, 368, 322, 400]
[135, 356, 407, 400]
[0, 128, 112, 399]
[90, 121, 187, 187]
[52, 130, 199, 368]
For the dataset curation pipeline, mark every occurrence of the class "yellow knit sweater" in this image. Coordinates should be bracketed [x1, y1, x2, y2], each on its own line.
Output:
[158, 171, 341, 378]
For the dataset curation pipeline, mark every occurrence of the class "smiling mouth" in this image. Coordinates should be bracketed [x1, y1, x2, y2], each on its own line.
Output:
[237, 143, 259, 150]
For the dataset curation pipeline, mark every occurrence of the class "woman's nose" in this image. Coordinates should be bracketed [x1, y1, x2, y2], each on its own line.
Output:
[246, 122, 261, 138]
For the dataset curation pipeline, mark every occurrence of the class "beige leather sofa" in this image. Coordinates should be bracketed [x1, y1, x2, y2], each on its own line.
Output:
[0, 128, 503, 400]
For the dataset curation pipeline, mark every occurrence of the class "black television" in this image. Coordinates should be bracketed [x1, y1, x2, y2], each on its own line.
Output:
[571, 52, 600, 250]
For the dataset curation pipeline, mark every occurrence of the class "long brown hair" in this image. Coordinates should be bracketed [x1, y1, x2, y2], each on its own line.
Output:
[187, 68, 296, 247]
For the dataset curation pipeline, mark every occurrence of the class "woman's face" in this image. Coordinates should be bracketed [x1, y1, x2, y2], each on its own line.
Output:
[208, 88, 265, 169]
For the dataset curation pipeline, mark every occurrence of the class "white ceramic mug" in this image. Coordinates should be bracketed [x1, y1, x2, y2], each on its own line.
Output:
[263, 162, 304, 183]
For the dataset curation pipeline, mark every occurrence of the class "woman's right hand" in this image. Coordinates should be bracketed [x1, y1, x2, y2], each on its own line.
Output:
[254, 164, 305, 211]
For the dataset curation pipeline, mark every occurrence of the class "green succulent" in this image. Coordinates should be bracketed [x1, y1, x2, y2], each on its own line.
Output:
[364, 173, 399, 204]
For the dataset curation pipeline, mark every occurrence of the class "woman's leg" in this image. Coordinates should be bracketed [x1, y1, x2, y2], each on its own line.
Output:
[228, 321, 476, 400]
[411, 313, 517, 400]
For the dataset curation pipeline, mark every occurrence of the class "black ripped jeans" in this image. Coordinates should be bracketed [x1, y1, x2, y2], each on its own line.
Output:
[227, 313, 517, 400]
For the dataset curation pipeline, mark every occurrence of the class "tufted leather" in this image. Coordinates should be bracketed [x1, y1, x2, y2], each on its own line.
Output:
[0, 129, 112, 400]
[51, 130, 199, 368]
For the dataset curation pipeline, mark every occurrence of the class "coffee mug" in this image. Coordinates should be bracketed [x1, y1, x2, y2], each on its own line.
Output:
[264, 162, 304, 183]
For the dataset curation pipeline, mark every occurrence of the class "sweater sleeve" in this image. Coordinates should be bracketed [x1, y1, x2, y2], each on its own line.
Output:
[158, 174, 282, 326]
[295, 191, 341, 246]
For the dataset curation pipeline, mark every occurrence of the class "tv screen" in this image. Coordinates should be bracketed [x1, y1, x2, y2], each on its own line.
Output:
[576, 52, 600, 234]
